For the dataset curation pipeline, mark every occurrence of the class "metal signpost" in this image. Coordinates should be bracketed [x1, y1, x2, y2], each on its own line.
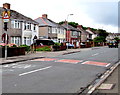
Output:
[2, 8, 10, 59]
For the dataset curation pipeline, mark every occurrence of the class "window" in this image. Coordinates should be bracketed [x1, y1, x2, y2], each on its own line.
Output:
[52, 28, 57, 34]
[11, 37, 21, 46]
[48, 27, 51, 33]
[34, 25, 36, 31]
[24, 37, 26, 45]
[89, 34, 92, 39]
[72, 31, 78, 36]
[58, 29, 60, 34]
[11, 20, 14, 28]
[11, 20, 21, 29]
[24, 37, 31, 46]
[24, 23, 31, 30]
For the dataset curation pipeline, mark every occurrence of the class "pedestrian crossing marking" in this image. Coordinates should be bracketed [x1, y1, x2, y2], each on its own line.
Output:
[82, 61, 110, 67]
[33, 58, 57, 61]
[56, 59, 82, 64]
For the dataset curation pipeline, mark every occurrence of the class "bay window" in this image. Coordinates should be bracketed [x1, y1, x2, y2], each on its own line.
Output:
[11, 37, 21, 46]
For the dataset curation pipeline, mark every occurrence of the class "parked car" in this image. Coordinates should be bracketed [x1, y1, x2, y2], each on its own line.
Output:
[34, 39, 55, 46]
[66, 43, 74, 49]
[80, 42, 86, 48]
[108, 41, 118, 48]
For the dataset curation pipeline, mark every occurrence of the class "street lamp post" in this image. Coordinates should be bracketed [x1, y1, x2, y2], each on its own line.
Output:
[66, 14, 73, 49]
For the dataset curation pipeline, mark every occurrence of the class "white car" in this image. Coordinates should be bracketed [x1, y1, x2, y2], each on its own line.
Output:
[66, 43, 74, 48]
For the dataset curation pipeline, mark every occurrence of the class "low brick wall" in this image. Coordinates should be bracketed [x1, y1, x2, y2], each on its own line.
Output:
[0, 47, 25, 58]
[52, 46, 67, 51]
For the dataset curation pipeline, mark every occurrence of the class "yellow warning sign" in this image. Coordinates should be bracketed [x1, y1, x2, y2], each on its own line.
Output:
[2, 11, 10, 19]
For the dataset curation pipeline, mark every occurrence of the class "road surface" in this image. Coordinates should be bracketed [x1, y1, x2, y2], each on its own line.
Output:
[2, 47, 119, 93]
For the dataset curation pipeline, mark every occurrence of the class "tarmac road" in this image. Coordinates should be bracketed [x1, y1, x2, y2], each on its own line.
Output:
[2, 47, 119, 93]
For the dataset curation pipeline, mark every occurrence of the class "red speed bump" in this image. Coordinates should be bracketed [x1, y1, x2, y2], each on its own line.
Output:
[56, 59, 82, 64]
[82, 61, 110, 67]
[33, 58, 57, 61]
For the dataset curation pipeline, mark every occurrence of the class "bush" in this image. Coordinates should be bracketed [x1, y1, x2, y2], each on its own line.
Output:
[19, 45, 30, 51]
[35, 46, 51, 51]
[54, 42, 61, 46]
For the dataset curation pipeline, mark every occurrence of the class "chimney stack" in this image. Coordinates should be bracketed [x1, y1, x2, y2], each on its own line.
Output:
[3, 3, 10, 9]
[87, 27, 91, 30]
[64, 20, 68, 25]
[77, 25, 83, 29]
[42, 14, 48, 19]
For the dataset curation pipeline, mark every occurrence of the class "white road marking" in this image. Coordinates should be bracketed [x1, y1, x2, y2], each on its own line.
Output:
[105, 63, 111, 67]
[3, 63, 18, 67]
[19, 66, 52, 76]
[92, 53, 99, 56]
[12, 64, 32, 69]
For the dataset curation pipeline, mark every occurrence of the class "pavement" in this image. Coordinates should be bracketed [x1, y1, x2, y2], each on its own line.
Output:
[93, 65, 120, 95]
[0, 46, 119, 94]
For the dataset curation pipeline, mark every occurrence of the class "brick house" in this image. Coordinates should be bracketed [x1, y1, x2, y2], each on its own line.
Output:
[35, 14, 66, 43]
[77, 25, 90, 43]
[0, 3, 39, 46]
[61, 21, 81, 46]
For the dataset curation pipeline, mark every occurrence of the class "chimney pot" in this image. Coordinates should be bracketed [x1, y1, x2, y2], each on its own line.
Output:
[42, 14, 48, 19]
[3, 3, 10, 9]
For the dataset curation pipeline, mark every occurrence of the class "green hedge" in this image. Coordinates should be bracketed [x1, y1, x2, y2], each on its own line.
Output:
[35, 46, 51, 51]
[19, 45, 30, 51]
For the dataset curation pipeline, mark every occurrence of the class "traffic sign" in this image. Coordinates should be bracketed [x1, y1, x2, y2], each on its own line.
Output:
[2, 11, 10, 22]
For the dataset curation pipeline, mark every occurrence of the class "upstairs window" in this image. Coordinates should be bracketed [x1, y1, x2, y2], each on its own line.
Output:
[24, 23, 31, 30]
[72, 31, 78, 36]
[11, 20, 21, 29]
[34, 24, 36, 31]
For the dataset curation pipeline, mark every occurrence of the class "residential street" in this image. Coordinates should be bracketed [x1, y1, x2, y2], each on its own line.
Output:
[1, 47, 119, 94]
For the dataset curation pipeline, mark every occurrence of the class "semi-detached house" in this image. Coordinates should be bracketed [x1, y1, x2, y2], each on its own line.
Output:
[77, 25, 90, 43]
[0, 3, 39, 46]
[86, 27, 98, 41]
[35, 14, 66, 43]
[61, 21, 81, 45]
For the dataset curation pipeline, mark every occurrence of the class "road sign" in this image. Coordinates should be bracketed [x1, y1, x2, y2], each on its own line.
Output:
[2, 11, 10, 22]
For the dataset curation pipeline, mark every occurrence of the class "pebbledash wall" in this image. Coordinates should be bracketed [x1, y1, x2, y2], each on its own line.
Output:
[0, 3, 39, 46]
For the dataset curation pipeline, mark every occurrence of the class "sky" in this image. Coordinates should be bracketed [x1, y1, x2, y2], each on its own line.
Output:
[0, 0, 119, 33]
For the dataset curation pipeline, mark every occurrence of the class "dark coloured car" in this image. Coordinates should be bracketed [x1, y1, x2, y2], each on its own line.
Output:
[108, 41, 118, 48]
[35, 39, 55, 46]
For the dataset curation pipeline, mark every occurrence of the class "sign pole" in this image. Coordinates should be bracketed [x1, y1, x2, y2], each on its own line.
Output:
[5, 23, 8, 59]
[2, 8, 10, 60]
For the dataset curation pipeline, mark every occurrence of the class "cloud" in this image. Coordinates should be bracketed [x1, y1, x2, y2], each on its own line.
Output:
[0, 0, 119, 33]
[80, 2, 118, 27]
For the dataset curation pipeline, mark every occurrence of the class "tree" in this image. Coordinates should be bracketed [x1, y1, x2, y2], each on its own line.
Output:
[93, 29, 109, 43]
[98, 29, 108, 38]
[59, 21, 65, 25]
[59, 21, 79, 28]
[68, 22, 79, 28]
[93, 36, 105, 43]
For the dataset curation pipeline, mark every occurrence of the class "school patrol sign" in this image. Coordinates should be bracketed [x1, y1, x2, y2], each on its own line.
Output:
[2, 11, 10, 22]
